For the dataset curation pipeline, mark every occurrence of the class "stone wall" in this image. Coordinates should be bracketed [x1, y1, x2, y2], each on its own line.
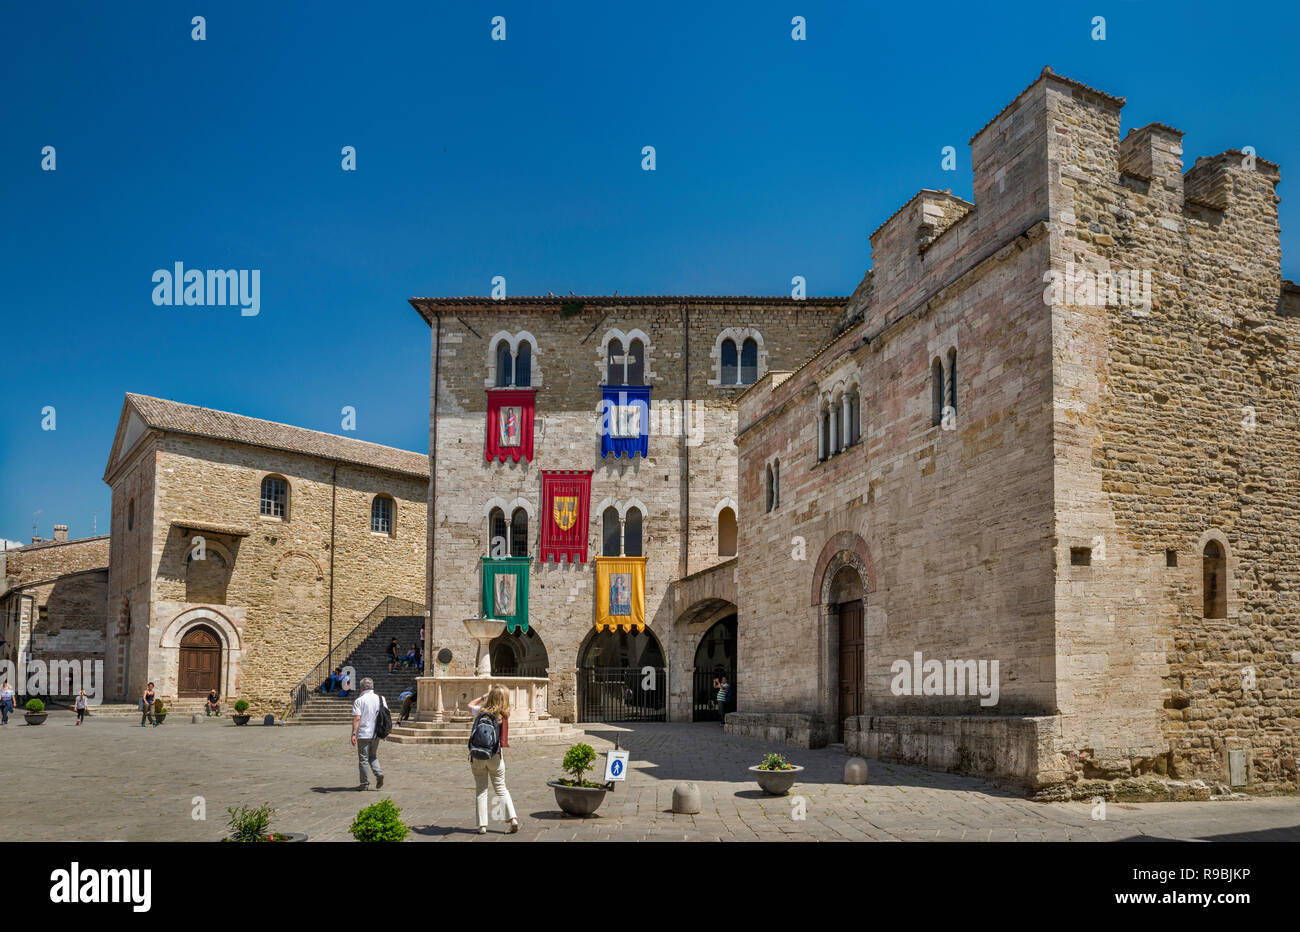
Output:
[423, 300, 844, 721]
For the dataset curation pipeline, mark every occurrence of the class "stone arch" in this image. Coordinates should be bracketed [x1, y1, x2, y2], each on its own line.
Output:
[1196, 528, 1237, 619]
[709, 327, 768, 387]
[271, 550, 324, 581]
[485, 330, 543, 389]
[812, 532, 876, 606]
[157, 606, 245, 700]
[597, 327, 655, 386]
[712, 497, 738, 518]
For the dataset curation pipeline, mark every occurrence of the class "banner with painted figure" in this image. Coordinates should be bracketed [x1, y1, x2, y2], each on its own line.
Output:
[485, 389, 535, 463]
[480, 557, 530, 632]
[600, 386, 651, 459]
[595, 556, 647, 632]
[539, 470, 592, 563]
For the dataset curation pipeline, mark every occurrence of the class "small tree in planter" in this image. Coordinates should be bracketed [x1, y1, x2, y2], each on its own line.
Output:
[750, 752, 804, 796]
[349, 798, 409, 842]
[24, 698, 47, 726]
[232, 700, 251, 726]
[152, 698, 168, 724]
[548, 743, 609, 816]
[223, 803, 307, 842]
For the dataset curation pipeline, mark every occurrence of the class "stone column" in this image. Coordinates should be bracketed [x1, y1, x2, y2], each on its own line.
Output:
[841, 396, 851, 450]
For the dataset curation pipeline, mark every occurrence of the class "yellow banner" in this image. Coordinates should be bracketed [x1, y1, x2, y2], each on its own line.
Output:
[595, 556, 646, 632]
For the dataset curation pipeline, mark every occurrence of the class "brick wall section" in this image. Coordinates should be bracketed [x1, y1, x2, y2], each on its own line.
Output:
[1, 537, 110, 678]
[420, 300, 844, 721]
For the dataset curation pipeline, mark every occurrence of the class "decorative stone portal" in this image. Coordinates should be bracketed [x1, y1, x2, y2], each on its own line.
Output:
[150, 603, 246, 702]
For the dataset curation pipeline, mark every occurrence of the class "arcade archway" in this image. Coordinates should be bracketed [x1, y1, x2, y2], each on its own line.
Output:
[576, 627, 666, 722]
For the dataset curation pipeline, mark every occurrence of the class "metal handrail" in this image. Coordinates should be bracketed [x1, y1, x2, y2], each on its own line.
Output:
[285, 595, 424, 719]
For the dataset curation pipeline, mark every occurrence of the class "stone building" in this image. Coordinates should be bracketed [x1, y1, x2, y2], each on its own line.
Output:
[414, 68, 1300, 798]
[730, 67, 1300, 797]
[102, 393, 428, 709]
[411, 298, 846, 722]
[0, 529, 109, 695]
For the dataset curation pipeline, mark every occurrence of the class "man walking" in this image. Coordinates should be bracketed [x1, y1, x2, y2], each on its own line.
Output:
[350, 677, 387, 791]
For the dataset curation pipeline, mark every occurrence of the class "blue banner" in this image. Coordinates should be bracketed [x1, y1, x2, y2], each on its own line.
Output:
[600, 385, 651, 458]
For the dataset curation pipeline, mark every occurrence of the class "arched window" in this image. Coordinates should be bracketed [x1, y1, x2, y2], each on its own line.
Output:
[516, 342, 532, 387]
[509, 508, 528, 558]
[720, 339, 738, 385]
[624, 508, 643, 557]
[931, 358, 944, 427]
[718, 507, 737, 557]
[848, 388, 861, 445]
[606, 338, 625, 386]
[773, 460, 780, 507]
[495, 341, 513, 388]
[765, 464, 774, 512]
[260, 476, 287, 518]
[740, 338, 758, 384]
[820, 405, 831, 461]
[371, 496, 394, 535]
[488, 507, 507, 556]
[1203, 540, 1226, 618]
[946, 348, 957, 417]
[627, 338, 645, 386]
[602, 506, 621, 557]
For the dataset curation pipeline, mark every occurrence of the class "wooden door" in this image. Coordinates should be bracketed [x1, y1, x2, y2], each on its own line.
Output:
[178, 626, 221, 697]
[837, 601, 864, 720]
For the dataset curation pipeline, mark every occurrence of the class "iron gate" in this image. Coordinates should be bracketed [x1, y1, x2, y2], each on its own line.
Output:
[578, 666, 666, 722]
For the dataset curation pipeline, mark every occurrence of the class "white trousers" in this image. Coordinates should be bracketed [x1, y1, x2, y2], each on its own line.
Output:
[471, 752, 517, 827]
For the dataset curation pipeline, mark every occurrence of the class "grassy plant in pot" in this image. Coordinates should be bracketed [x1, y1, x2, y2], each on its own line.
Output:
[152, 698, 168, 724]
[222, 803, 307, 842]
[548, 743, 608, 816]
[24, 698, 47, 726]
[750, 752, 803, 796]
[232, 699, 251, 726]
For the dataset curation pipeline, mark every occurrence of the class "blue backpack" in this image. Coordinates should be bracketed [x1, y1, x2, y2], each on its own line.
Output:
[468, 712, 500, 760]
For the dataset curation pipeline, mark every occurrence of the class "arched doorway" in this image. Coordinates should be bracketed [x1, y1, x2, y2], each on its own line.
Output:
[577, 627, 666, 722]
[178, 625, 222, 697]
[488, 628, 550, 678]
[829, 566, 865, 721]
[692, 614, 737, 721]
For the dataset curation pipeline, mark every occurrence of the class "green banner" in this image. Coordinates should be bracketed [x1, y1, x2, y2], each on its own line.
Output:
[480, 557, 530, 632]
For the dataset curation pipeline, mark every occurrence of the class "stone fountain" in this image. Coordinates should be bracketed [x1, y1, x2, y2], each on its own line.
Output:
[463, 617, 507, 677]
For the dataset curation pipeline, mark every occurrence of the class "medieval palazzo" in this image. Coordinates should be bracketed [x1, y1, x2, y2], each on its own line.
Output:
[416, 68, 1300, 797]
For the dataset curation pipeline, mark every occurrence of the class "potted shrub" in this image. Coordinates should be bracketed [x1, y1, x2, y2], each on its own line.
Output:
[232, 700, 251, 726]
[349, 798, 410, 842]
[547, 743, 609, 816]
[222, 804, 307, 842]
[750, 752, 803, 796]
[24, 698, 47, 726]
[152, 698, 168, 724]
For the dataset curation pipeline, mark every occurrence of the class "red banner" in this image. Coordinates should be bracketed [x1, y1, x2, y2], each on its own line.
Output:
[539, 470, 592, 563]
[485, 389, 535, 463]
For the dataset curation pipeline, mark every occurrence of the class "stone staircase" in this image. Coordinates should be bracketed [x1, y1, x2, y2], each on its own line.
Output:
[286, 612, 424, 725]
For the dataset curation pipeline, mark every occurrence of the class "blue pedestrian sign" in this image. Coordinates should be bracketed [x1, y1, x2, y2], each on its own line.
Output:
[604, 749, 630, 782]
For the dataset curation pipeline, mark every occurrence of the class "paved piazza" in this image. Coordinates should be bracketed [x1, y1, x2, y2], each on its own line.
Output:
[6, 712, 1300, 842]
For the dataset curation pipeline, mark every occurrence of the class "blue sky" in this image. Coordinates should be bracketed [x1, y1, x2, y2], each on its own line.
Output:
[2, 0, 1297, 546]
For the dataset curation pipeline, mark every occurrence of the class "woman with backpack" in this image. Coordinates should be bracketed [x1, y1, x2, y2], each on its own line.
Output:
[467, 686, 518, 835]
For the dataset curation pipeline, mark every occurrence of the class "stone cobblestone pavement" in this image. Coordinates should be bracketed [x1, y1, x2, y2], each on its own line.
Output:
[5, 712, 1299, 842]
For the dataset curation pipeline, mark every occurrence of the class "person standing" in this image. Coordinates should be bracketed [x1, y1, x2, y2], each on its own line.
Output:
[74, 689, 88, 725]
[714, 674, 731, 726]
[467, 685, 518, 835]
[0, 681, 13, 725]
[386, 638, 400, 674]
[141, 682, 156, 727]
[350, 677, 387, 791]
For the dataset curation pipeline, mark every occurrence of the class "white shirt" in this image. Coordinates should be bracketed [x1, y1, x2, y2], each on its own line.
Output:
[352, 690, 386, 739]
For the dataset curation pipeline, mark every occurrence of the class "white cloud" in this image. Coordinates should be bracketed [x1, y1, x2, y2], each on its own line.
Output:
[2, 540, 25, 552]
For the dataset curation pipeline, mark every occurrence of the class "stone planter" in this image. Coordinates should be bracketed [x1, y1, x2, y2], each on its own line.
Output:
[154, 713, 167, 725]
[547, 781, 608, 816]
[750, 764, 803, 796]
[222, 832, 308, 842]
[232, 715, 251, 726]
[24, 712, 47, 726]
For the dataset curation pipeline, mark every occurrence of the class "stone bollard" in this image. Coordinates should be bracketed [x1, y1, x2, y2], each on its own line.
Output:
[192, 713, 204, 724]
[263, 714, 276, 726]
[844, 757, 869, 785]
[672, 782, 701, 814]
